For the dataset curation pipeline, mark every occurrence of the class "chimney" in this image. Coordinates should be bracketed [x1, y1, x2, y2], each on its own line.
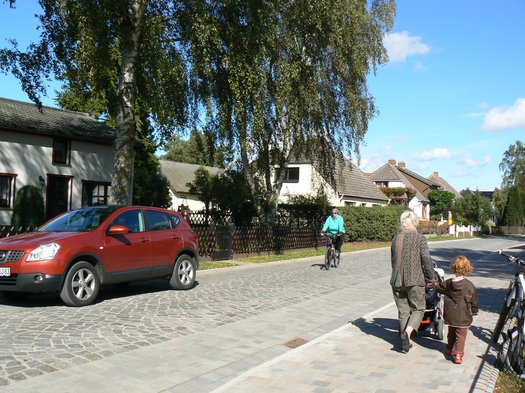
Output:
[388, 159, 396, 165]
[398, 161, 406, 168]
[433, 171, 439, 176]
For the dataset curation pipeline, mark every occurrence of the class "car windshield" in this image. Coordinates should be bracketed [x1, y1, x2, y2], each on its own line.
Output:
[39, 206, 121, 232]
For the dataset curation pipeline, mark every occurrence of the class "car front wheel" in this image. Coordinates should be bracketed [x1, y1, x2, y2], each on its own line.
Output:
[60, 261, 100, 307]
[169, 255, 196, 290]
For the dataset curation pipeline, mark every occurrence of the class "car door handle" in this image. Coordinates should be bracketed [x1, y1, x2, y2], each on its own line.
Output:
[172, 235, 181, 240]
[139, 237, 150, 243]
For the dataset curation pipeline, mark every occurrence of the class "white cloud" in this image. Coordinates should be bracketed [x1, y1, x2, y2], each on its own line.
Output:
[462, 157, 477, 167]
[459, 155, 492, 168]
[481, 98, 525, 131]
[419, 147, 453, 161]
[383, 31, 431, 63]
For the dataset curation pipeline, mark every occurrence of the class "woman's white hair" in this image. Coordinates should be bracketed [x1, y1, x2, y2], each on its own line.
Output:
[400, 210, 419, 230]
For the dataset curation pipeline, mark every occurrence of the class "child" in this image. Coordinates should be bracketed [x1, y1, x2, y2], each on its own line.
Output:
[433, 255, 478, 364]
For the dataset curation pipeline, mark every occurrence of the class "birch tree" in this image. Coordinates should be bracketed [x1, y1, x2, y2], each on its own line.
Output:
[0, 0, 187, 204]
[181, 0, 395, 220]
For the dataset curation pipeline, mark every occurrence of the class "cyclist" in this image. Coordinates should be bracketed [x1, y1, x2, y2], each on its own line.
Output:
[320, 208, 346, 253]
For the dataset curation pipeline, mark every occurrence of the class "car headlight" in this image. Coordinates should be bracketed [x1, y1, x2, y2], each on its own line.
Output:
[26, 243, 61, 262]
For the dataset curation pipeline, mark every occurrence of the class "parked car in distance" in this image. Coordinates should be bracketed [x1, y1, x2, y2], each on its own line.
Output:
[0, 205, 199, 306]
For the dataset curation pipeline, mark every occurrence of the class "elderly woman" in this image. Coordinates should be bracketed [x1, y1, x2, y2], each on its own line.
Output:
[390, 210, 435, 353]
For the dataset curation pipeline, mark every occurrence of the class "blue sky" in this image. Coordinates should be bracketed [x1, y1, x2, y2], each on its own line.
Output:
[1, 1, 524, 192]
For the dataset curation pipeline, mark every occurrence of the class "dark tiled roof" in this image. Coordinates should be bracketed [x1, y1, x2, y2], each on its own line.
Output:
[290, 157, 389, 203]
[428, 173, 462, 198]
[159, 160, 223, 193]
[460, 189, 494, 201]
[369, 163, 429, 202]
[333, 159, 389, 202]
[398, 166, 435, 187]
[0, 97, 115, 143]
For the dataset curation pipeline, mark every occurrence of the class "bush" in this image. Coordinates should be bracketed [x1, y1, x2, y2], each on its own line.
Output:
[11, 185, 45, 228]
[340, 205, 406, 242]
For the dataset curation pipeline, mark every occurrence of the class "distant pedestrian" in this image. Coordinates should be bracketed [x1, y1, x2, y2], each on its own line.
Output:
[390, 210, 435, 353]
[431, 255, 478, 364]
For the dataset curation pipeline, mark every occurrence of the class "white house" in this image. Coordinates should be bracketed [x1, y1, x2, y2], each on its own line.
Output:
[277, 158, 390, 207]
[369, 159, 440, 220]
[0, 97, 115, 225]
[159, 160, 223, 212]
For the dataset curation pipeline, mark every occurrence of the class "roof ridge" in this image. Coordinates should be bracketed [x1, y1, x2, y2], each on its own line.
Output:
[0, 96, 95, 118]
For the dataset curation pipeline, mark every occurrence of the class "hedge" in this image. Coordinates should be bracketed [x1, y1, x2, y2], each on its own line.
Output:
[339, 205, 406, 242]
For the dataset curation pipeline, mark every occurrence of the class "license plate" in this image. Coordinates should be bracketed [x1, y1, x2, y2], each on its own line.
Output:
[0, 267, 10, 277]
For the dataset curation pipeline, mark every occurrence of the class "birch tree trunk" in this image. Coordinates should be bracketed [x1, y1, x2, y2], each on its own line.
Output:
[111, 0, 147, 205]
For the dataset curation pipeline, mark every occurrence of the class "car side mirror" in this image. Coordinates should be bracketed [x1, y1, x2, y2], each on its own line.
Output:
[108, 225, 129, 235]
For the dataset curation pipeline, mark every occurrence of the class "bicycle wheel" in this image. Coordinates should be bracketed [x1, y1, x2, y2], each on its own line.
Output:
[492, 281, 516, 343]
[324, 248, 331, 270]
[333, 250, 340, 268]
[497, 326, 525, 375]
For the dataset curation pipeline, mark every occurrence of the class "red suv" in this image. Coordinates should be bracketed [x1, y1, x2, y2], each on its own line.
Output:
[0, 205, 199, 306]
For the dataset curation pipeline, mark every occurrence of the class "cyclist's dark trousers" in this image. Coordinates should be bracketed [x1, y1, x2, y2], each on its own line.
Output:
[447, 326, 468, 357]
[334, 236, 342, 252]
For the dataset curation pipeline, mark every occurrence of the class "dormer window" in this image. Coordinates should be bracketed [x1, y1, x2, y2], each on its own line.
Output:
[53, 138, 71, 165]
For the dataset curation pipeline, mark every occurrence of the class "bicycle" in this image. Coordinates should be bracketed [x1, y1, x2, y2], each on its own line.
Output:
[321, 233, 341, 270]
[492, 250, 525, 376]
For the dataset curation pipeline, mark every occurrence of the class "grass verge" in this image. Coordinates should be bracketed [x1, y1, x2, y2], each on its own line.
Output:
[494, 371, 525, 393]
[198, 236, 478, 270]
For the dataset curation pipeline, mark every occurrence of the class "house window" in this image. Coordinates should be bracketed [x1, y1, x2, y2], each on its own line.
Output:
[284, 167, 300, 183]
[0, 174, 16, 208]
[82, 181, 111, 206]
[52, 138, 71, 165]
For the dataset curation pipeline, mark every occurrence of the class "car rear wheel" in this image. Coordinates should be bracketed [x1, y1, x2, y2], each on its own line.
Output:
[169, 255, 196, 290]
[60, 261, 100, 307]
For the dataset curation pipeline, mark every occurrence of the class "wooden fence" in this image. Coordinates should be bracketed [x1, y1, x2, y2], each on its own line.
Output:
[0, 225, 39, 238]
[193, 224, 322, 260]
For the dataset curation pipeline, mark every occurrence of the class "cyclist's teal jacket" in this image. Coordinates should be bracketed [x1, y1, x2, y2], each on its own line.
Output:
[322, 215, 346, 234]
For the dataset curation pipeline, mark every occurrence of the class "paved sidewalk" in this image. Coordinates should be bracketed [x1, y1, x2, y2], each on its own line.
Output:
[211, 278, 500, 393]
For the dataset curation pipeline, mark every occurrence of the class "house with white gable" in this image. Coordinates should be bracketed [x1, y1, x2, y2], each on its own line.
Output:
[369, 159, 440, 220]
[159, 160, 223, 212]
[277, 158, 390, 207]
[0, 97, 115, 225]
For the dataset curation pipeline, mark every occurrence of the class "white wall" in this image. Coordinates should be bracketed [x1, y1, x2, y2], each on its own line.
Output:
[0, 129, 113, 225]
[277, 163, 388, 207]
[168, 190, 207, 212]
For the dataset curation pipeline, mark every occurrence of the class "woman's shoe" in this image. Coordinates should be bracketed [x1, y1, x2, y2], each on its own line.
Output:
[401, 331, 411, 353]
[454, 354, 463, 364]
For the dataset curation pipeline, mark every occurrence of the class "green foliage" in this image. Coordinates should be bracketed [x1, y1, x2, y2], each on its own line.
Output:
[183, 0, 396, 219]
[492, 187, 508, 223]
[161, 129, 234, 168]
[500, 140, 525, 189]
[188, 167, 215, 213]
[212, 169, 258, 226]
[429, 189, 455, 220]
[341, 205, 406, 242]
[501, 185, 525, 226]
[132, 141, 171, 208]
[11, 185, 45, 228]
[279, 193, 331, 227]
[454, 192, 494, 227]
